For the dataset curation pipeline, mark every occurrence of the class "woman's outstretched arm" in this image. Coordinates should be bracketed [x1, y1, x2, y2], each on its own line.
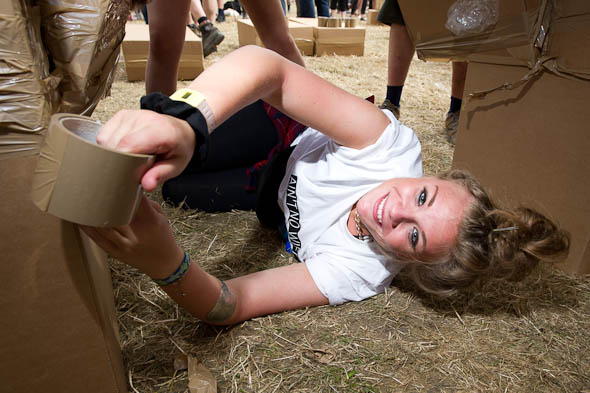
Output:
[186, 45, 388, 149]
[98, 46, 389, 191]
[80, 196, 328, 325]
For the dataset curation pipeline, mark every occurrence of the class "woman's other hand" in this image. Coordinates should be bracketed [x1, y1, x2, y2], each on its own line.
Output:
[97, 109, 196, 191]
[80, 195, 184, 280]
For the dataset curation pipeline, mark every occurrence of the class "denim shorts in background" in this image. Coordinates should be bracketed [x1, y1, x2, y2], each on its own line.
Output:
[377, 0, 405, 26]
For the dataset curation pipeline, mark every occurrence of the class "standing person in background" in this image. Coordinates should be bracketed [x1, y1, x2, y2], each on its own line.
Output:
[145, 0, 192, 96]
[351, 0, 371, 20]
[296, 0, 330, 17]
[330, 0, 347, 17]
[315, 0, 330, 17]
[240, 0, 306, 66]
[145, 0, 305, 96]
[377, 0, 467, 144]
[216, 0, 226, 22]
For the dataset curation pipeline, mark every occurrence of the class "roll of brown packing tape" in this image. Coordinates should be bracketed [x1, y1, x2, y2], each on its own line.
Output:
[31, 114, 154, 227]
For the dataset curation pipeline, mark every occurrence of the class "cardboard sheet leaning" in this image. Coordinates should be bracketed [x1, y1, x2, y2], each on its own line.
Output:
[32, 114, 154, 227]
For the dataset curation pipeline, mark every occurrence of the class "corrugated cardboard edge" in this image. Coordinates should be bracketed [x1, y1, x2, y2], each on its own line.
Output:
[78, 227, 127, 391]
[30, 115, 68, 210]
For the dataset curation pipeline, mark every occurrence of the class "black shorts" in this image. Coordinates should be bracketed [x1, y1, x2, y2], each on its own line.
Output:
[377, 0, 405, 26]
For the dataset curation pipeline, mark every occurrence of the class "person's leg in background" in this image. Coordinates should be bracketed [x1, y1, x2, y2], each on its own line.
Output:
[297, 0, 316, 17]
[336, 0, 346, 18]
[380, 22, 414, 119]
[445, 61, 468, 144]
[241, 0, 305, 66]
[141, 4, 148, 23]
[350, 0, 359, 16]
[359, 0, 368, 20]
[216, 0, 226, 22]
[189, 0, 225, 57]
[315, 0, 330, 17]
[201, 0, 217, 21]
[329, 0, 337, 16]
[145, 0, 191, 95]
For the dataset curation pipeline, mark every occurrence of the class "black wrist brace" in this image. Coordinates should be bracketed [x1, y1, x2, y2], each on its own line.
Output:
[140, 92, 210, 164]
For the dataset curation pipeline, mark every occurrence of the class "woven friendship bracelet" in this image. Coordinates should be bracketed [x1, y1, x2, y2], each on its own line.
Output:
[153, 252, 191, 286]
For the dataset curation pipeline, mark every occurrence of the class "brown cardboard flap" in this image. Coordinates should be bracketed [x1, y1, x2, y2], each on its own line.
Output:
[543, 13, 590, 79]
[399, 0, 543, 63]
[452, 62, 590, 274]
[0, 155, 126, 392]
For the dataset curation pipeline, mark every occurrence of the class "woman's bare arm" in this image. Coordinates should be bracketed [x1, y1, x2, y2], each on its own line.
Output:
[187, 45, 389, 150]
[80, 196, 328, 325]
[97, 46, 389, 191]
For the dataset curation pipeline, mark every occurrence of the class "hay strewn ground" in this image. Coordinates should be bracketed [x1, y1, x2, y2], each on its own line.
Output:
[92, 15, 590, 393]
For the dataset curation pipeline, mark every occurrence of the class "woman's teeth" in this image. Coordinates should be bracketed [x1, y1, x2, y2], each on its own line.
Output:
[377, 196, 387, 224]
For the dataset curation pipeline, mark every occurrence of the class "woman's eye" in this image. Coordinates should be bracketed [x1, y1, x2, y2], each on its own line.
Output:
[410, 227, 419, 249]
[417, 188, 427, 206]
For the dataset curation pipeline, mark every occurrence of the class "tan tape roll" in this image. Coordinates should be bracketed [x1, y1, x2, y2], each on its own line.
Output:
[31, 114, 154, 227]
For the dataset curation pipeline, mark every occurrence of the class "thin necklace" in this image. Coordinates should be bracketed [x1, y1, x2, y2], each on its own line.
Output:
[354, 210, 372, 241]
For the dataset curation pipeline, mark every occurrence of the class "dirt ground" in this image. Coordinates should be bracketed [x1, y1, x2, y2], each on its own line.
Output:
[92, 15, 590, 393]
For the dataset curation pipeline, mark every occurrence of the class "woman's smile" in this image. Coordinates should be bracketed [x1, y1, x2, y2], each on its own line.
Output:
[356, 177, 474, 258]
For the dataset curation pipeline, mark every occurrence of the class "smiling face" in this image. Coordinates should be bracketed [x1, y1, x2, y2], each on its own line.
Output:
[355, 177, 473, 260]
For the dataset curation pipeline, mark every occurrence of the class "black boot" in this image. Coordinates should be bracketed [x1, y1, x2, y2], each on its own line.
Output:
[198, 21, 224, 57]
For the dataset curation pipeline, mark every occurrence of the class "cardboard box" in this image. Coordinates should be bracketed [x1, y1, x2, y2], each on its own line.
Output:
[122, 24, 205, 81]
[290, 17, 366, 56]
[40, 0, 130, 114]
[367, 9, 381, 25]
[398, 0, 543, 63]
[452, 61, 590, 274]
[314, 25, 366, 56]
[0, 155, 127, 392]
[237, 18, 314, 56]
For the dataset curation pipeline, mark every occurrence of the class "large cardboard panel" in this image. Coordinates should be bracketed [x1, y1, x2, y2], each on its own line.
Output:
[122, 24, 204, 82]
[0, 155, 127, 392]
[452, 62, 590, 274]
[398, 0, 543, 63]
[236, 19, 314, 56]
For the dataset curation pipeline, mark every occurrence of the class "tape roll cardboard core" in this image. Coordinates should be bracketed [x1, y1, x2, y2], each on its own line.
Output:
[31, 114, 154, 227]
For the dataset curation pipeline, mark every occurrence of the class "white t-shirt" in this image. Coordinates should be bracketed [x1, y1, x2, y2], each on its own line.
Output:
[277, 110, 423, 305]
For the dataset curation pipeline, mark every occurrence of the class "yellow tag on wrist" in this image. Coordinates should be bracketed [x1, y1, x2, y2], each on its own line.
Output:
[170, 88, 206, 108]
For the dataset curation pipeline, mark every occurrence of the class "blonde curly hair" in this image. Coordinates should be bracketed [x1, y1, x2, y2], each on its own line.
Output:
[406, 170, 570, 296]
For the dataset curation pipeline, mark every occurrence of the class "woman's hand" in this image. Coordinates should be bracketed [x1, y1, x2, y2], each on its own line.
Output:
[97, 109, 196, 191]
[80, 195, 184, 280]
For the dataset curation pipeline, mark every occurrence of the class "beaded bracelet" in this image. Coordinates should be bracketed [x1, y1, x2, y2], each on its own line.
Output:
[153, 251, 191, 286]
